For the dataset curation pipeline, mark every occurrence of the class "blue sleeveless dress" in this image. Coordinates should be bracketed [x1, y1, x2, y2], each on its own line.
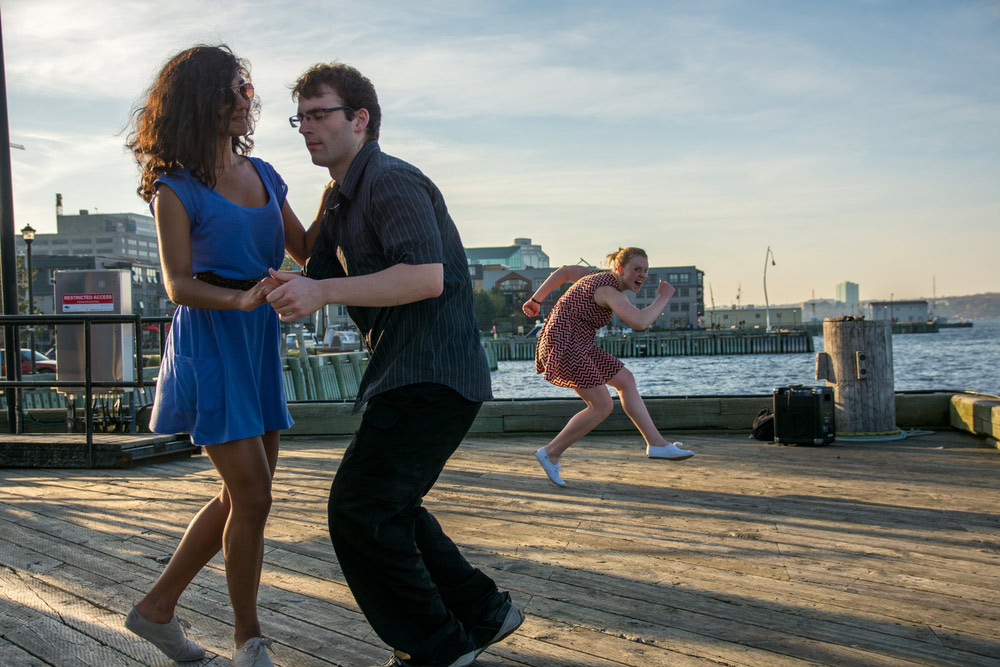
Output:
[149, 157, 293, 445]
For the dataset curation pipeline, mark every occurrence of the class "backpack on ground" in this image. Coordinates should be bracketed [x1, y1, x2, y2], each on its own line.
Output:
[751, 408, 774, 442]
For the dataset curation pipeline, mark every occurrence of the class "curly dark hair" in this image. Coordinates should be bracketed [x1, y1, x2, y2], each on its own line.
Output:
[127, 44, 259, 202]
[291, 62, 381, 143]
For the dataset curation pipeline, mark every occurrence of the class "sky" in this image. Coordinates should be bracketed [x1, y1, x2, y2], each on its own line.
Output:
[3, 0, 998, 306]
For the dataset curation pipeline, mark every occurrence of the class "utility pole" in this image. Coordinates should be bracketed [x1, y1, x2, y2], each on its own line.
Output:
[763, 246, 777, 331]
[1, 14, 24, 431]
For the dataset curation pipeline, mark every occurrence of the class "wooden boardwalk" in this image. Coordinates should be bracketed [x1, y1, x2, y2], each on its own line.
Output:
[1, 429, 998, 666]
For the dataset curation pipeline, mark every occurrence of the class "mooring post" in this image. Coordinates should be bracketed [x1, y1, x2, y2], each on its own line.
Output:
[816, 317, 897, 436]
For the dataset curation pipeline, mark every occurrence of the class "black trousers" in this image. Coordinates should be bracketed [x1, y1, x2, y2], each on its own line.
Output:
[328, 383, 498, 665]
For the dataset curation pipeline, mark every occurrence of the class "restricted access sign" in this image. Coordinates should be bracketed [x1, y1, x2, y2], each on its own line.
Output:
[62, 293, 115, 312]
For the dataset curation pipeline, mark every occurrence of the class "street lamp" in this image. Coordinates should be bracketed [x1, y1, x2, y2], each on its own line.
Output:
[763, 246, 776, 331]
[20, 224, 36, 374]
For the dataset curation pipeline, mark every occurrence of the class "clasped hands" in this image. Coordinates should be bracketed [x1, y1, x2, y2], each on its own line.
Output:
[248, 268, 323, 322]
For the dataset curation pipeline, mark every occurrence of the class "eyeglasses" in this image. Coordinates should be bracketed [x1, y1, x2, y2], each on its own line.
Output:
[289, 106, 353, 128]
[221, 82, 255, 103]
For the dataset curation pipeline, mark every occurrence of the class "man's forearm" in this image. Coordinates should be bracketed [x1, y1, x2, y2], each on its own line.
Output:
[321, 263, 444, 307]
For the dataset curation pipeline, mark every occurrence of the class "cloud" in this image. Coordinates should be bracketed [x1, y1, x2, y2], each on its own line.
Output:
[3, 0, 999, 303]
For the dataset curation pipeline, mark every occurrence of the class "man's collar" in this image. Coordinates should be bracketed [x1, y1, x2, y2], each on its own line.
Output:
[337, 141, 380, 201]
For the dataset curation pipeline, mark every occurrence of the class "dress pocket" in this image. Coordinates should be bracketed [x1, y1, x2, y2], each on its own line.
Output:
[169, 354, 225, 423]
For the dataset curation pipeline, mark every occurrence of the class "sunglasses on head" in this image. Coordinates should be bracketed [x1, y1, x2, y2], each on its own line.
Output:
[221, 81, 254, 103]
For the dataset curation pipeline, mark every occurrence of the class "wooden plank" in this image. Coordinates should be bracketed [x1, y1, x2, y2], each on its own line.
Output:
[1, 429, 998, 666]
[0, 433, 196, 468]
[0, 569, 145, 666]
[0, 640, 48, 667]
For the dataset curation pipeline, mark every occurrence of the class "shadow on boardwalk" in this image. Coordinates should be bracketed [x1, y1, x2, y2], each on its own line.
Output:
[1, 429, 999, 665]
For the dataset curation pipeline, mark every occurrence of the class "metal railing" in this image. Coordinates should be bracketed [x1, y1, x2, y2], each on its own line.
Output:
[0, 313, 171, 467]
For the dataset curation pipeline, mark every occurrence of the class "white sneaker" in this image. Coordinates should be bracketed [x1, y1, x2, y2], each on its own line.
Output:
[124, 606, 205, 661]
[233, 637, 274, 667]
[535, 447, 566, 487]
[646, 442, 694, 460]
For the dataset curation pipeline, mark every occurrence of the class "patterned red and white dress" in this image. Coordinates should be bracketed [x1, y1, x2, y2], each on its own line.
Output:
[536, 271, 624, 388]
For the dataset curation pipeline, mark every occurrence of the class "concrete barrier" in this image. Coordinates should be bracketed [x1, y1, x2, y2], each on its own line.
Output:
[3, 392, 958, 438]
[949, 393, 1000, 447]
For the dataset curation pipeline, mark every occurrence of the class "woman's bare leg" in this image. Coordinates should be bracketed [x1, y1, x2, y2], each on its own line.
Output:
[135, 431, 280, 648]
[542, 385, 614, 462]
[250, 431, 280, 611]
[607, 367, 672, 446]
[206, 433, 279, 648]
[134, 488, 229, 624]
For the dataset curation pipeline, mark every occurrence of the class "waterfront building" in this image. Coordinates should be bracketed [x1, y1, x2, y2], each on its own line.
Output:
[703, 305, 803, 329]
[14, 210, 170, 320]
[490, 265, 705, 329]
[800, 298, 858, 322]
[867, 300, 929, 322]
[836, 281, 860, 306]
[468, 263, 484, 290]
[466, 237, 549, 270]
[642, 266, 705, 329]
[22, 210, 159, 263]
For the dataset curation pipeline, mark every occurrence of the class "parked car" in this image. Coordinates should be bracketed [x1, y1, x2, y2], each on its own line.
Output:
[285, 333, 318, 348]
[0, 349, 58, 374]
[321, 328, 361, 350]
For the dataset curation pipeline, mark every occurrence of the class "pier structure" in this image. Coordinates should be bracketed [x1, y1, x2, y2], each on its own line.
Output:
[798, 320, 941, 335]
[1, 425, 997, 664]
[2, 328, 816, 412]
[484, 329, 814, 362]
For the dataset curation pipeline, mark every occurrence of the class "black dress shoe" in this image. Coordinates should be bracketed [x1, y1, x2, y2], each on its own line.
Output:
[470, 591, 525, 655]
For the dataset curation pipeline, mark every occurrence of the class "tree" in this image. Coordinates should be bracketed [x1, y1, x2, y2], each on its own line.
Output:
[473, 288, 507, 331]
[16, 255, 34, 314]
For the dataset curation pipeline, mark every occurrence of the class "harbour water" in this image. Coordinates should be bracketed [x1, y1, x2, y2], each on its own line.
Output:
[490, 320, 1000, 399]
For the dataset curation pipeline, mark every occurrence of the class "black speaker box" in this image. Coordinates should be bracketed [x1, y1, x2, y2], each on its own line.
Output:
[772, 385, 836, 446]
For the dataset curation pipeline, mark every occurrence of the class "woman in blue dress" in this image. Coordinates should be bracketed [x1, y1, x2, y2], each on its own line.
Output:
[123, 45, 316, 667]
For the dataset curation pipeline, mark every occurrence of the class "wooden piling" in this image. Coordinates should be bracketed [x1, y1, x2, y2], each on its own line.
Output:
[817, 317, 898, 436]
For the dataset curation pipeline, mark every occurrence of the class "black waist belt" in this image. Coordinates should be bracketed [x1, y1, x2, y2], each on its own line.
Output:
[194, 271, 260, 291]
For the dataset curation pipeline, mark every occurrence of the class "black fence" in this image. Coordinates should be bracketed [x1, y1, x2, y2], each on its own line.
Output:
[0, 313, 171, 467]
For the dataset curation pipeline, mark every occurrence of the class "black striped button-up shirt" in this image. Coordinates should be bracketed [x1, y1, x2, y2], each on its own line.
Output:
[305, 141, 492, 411]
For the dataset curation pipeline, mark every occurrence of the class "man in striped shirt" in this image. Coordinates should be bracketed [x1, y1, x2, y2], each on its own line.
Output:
[266, 63, 522, 667]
